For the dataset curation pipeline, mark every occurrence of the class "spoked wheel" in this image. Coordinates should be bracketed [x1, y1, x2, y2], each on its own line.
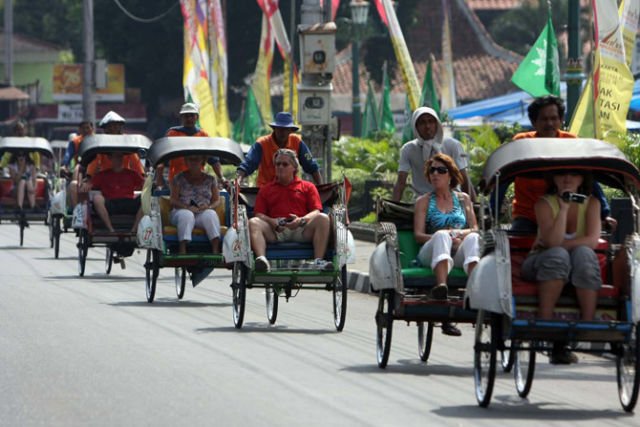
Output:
[77, 229, 89, 277]
[145, 249, 160, 303]
[232, 262, 247, 329]
[474, 310, 498, 408]
[19, 212, 26, 247]
[265, 285, 278, 324]
[48, 212, 54, 248]
[514, 340, 536, 398]
[175, 267, 186, 299]
[53, 216, 61, 259]
[105, 247, 113, 274]
[417, 321, 434, 362]
[617, 323, 640, 412]
[501, 339, 516, 373]
[333, 265, 348, 332]
[376, 289, 394, 369]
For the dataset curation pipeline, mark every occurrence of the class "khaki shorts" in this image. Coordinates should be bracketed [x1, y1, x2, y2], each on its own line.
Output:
[275, 227, 307, 243]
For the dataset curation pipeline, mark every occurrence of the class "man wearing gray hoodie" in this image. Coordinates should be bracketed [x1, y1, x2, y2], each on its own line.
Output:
[392, 107, 474, 201]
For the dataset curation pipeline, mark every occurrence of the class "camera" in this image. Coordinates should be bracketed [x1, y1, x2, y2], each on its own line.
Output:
[561, 192, 587, 204]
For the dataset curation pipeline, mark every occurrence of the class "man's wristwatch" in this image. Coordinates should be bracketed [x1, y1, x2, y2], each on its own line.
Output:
[299, 218, 307, 228]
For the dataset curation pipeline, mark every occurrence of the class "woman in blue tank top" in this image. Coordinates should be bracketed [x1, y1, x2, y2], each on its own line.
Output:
[414, 153, 480, 304]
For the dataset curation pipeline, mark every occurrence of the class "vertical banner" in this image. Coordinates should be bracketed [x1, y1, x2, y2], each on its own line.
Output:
[209, 0, 231, 137]
[252, 14, 275, 124]
[374, 0, 421, 111]
[440, 0, 457, 110]
[181, 0, 216, 134]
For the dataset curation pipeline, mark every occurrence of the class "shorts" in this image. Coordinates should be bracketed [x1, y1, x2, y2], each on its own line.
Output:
[105, 198, 140, 215]
[275, 227, 307, 243]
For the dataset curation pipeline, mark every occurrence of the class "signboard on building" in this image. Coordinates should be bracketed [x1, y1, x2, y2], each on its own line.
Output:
[52, 64, 125, 102]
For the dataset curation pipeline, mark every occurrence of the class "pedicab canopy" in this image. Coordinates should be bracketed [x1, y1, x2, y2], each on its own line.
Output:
[0, 137, 53, 158]
[147, 137, 244, 167]
[479, 138, 640, 194]
[77, 134, 153, 166]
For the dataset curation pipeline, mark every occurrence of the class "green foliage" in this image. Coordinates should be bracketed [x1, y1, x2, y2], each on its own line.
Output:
[332, 134, 401, 181]
[457, 125, 503, 187]
[359, 212, 378, 224]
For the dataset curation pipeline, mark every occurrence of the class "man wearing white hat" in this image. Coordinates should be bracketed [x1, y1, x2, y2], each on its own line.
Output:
[156, 102, 226, 187]
[236, 111, 322, 187]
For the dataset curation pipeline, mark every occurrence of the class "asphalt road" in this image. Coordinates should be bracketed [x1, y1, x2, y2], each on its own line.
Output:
[0, 223, 638, 426]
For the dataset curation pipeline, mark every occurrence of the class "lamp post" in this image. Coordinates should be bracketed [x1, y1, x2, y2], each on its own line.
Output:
[350, 0, 369, 137]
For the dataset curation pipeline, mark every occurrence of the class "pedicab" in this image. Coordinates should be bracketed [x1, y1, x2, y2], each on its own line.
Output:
[227, 176, 351, 331]
[142, 136, 244, 302]
[47, 139, 74, 258]
[75, 134, 152, 276]
[369, 198, 480, 368]
[467, 137, 640, 412]
[0, 137, 53, 246]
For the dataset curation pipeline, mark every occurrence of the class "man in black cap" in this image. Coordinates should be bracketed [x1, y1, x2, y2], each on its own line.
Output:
[236, 111, 322, 186]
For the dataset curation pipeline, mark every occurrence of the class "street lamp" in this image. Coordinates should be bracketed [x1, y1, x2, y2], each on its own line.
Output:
[350, 0, 369, 137]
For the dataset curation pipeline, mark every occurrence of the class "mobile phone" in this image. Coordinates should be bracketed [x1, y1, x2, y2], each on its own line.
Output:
[278, 217, 294, 226]
[561, 192, 587, 204]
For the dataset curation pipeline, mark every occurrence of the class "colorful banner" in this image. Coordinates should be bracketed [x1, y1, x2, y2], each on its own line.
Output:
[252, 13, 275, 124]
[374, 0, 420, 111]
[209, 0, 231, 137]
[181, 0, 216, 135]
[440, 0, 457, 110]
[52, 64, 125, 102]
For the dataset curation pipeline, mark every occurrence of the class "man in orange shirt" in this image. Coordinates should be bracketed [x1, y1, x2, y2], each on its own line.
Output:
[505, 96, 614, 233]
[236, 112, 322, 187]
[156, 102, 226, 187]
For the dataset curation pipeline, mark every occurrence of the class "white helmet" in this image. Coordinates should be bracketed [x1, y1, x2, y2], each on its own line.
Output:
[99, 111, 126, 128]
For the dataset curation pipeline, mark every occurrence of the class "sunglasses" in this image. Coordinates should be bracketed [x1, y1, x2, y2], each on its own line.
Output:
[275, 162, 291, 167]
[429, 166, 449, 175]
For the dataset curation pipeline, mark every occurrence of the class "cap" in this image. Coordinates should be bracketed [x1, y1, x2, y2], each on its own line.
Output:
[179, 102, 199, 115]
[99, 111, 126, 128]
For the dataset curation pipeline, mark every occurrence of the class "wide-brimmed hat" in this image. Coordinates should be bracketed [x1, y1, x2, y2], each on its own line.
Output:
[179, 102, 199, 115]
[269, 112, 299, 130]
[99, 111, 126, 128]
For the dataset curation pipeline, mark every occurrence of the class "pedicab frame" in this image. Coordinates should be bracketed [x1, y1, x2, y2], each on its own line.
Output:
[143, 136, 244, 302]
[75, 134, 152, 276]
[467, 137, 640, 411]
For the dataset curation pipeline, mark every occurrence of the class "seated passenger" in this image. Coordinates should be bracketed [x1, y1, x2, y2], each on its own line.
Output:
[88, 152, 144, 233]
[413, 153, 479, 336]
[249, 148, 332, 272]
[169, 155, 221, 255]
[521, 170, 602, 364]
[7, 151, 37, 211]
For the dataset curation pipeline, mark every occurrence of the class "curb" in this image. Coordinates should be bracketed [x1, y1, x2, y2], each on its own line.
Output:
[347, 270, 371, 294]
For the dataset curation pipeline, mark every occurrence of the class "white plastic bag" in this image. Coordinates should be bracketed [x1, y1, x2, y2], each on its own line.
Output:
[72, 202, 87, 229]
[50, 189, 66, 215]
[223, 227, 244, 262]
[346, 230, 356, 264]
[136, 214, 162, 250]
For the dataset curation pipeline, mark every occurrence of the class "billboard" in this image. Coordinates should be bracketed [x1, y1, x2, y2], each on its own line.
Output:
[53, 64, 125, 102]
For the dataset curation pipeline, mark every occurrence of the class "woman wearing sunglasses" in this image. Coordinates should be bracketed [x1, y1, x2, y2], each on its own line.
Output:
[8, 151, 37, 211]
[413, 153, 479, 335]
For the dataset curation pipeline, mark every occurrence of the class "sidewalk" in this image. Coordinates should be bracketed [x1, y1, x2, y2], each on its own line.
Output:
[346, 237, 375, 294]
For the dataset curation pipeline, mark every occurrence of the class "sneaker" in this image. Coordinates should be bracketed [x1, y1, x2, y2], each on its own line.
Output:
[430, 283, 448, 300]
[312, 258, 334, 271]
[441, 322, 462, 336]
[549, 344, 578, 364]
[255, 256, 271, 272]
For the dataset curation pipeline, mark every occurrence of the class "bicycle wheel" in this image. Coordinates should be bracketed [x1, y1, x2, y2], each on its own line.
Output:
[77, 230, 88, 277]
[175, 267, 186, 299]
[265, 285, 278, 324]
[617, 323, 640, 412]
[514, 340, 536, 398]
[53, 216, 61, 259]
[145, 249, 159, 303]
[376, 289, 394, 369]
[105, 247, 113, 274]
[418, 322, 434, 362]
[333, 265, 348, 332]
[232, 262, 247, 329]
[474, 310, 497, 408]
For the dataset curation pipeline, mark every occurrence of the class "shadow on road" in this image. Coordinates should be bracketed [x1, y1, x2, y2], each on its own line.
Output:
[107, 300, 231, 308]
[196, 323, 335, 335]
[341, 361, 469, 378]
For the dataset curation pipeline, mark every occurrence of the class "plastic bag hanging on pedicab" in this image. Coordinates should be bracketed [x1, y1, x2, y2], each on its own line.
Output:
[72, 202, 87, 229]
[50, 188, 66, 215]
[223, 227, 244, 262]
[136, 214, 162, 250]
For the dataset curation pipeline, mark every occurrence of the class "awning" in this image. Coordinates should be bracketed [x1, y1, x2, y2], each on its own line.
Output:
[0, 86, 29, 101]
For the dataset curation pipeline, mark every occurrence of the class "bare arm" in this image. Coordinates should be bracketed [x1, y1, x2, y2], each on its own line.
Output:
[562, 198, 601, 250]
[413, 193, 431, 244]
[392, 171, 409, 202]
[312, 171, 323, 185]
[461, 192, 478, 233]
[460, 169, 476, 202]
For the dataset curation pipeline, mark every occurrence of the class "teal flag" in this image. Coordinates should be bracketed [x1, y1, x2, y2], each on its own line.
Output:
[379, 66, 396, 133]
[362, 80, 380, 137]
[511, 15, 560, 97]
[401, 96, 414, 142]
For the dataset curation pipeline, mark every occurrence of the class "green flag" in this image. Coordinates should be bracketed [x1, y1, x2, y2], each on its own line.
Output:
[421, 56, 440, 113]
[234, 86, 265, 144]
[379, 66, 396, 133]
[402, 96, 414, 142]
[362, 80, 380, 138]
[511, 15, 560, 97]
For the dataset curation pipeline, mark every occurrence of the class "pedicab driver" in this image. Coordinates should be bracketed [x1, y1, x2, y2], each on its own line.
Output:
[249, 149, 333, 272]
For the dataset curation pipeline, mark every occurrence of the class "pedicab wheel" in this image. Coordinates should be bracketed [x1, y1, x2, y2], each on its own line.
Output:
[232, 262, 247, 329]
[53, 216, 61, 259]
[617, 323, 640, 412]
[501, 339, 516, 373]
[376, 289, 394, 369]
[265, 285, 278, 324]
[19, 215, 25, 247]
[77, 229, 89, 277]
[48, 212, 54, 248]
[514, 340, 536, 398]
[175, 267, 186, 299]
[145, 249, 160, 303]
[474, 310, 498, 407]
[105, 247, 113, 274]
[333, 265, 348, 332]
[417, 322, 434, 362]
